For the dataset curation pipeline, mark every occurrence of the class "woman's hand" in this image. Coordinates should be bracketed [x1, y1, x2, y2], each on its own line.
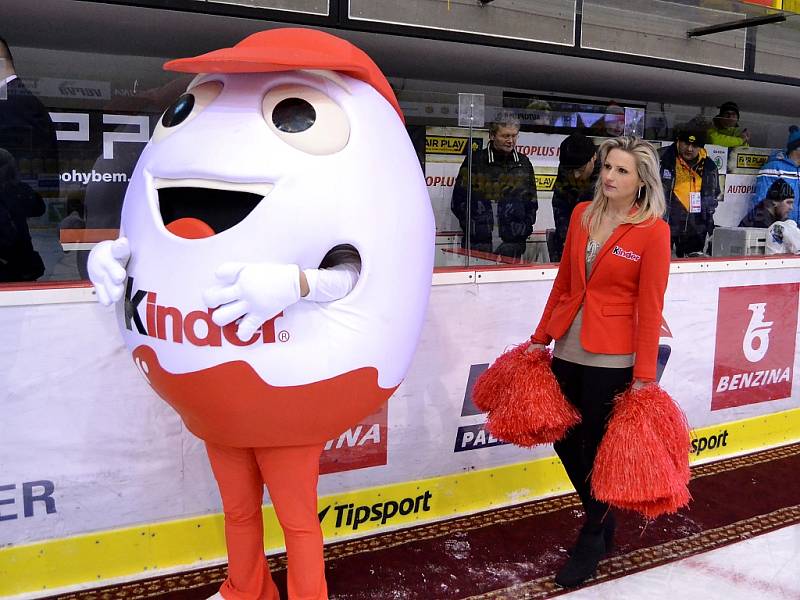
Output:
[631, 379, 650, 390]
[525, 342, 547, 353]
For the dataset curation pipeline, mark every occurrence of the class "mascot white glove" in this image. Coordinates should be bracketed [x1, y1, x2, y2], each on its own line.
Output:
[87, 237, 131, 306]
[203, 262, 301, 342]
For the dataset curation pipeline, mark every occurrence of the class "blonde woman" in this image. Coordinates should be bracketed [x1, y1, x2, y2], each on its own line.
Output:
[528, 136, 670, 587]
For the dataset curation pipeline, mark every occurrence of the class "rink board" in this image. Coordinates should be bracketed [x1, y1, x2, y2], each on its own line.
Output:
[1, 259, 800, 596]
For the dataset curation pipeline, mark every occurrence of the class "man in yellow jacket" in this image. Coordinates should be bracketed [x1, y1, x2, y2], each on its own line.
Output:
[707, 101, 750, 148]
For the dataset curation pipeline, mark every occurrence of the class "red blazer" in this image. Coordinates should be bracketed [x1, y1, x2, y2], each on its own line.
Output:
[532, 202, 670, 381]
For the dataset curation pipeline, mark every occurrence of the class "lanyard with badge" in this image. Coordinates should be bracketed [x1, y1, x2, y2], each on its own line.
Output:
[689, 191, 702, 213]
[680, 155, 703, 214]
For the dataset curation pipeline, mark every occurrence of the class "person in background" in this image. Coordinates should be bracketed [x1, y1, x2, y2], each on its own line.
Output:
[766, 219, 800, 255]
[550, 132, 597, 262]
[752, 125, 800, 224]
[451, 118, 538, 261]
[0, 35, 58, 282]
[0, 37, 58, 164]
[739, 178, 794, 229]
[707, 101, 750, 148]
[528, 136, 670, 588]
[589, 101, 625, 137]
[0, 148, 45, 281]
[659, 117, 720, 257]
[527, 99, 553, 128]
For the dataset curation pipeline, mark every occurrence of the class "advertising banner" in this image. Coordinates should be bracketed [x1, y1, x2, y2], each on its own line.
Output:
[2, 265, 799, 546]
[706, 144, 729, 175]
[717, 173, 757, 227]
[515, 132, 567, 168]
[712, 283, 799, 410]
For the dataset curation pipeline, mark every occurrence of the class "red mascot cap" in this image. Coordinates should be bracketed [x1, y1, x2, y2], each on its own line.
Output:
[164, 28, 403, 122]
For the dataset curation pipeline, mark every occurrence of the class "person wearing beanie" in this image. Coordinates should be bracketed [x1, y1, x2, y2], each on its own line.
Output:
[752, 126, 800, 224]
[550, 132, 597, 261]
[707, 101, 750, 148]
[659, 117, 720, 256]
[739, 178, 795, 228]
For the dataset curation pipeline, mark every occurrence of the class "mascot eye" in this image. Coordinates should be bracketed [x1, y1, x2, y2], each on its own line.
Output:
[272, 98, 316, 133]
[152, 80, 224, 143]
[262, 84, 350, 155]
[161, 94, 195, 128]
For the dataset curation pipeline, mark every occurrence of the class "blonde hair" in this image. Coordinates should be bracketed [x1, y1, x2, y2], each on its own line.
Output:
[582, 136, 665, 235]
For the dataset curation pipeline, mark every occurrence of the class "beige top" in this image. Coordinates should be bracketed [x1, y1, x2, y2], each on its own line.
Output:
[553, 238, 635, 368]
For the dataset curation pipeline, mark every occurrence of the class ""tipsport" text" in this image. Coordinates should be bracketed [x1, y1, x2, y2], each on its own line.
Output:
[327, 491, 432, 531]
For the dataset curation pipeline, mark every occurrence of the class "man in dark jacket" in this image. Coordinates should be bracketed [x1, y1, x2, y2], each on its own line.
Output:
[451, 118, 537, 260]
[0, 149, 45, 281]
[660, 118, 720, 257]
[0, 36, 57, 281]
[0, 37, 58, 171]
[739, 178, 795, 229]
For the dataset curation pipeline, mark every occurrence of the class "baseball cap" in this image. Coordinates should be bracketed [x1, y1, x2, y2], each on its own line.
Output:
[163, 28, 403, 121]
[676, 117, 708, 147]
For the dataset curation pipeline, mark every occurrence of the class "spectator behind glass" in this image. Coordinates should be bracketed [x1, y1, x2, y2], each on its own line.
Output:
[752, 125, 800, 224]
[0, 148, 45, 281]
[589, 101, 625, 137]
[739, 178, 794, 229]
[451, 118, 538, 261]
[766, 219, 800, 255]
[550, 132, 597, 262]
[0, 35, 58, 282]
[659, 117, 720, 257]
[707, 101, 750, 148]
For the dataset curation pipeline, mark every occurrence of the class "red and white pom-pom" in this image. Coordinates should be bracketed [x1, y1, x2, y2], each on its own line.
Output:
[472, 343, 528, 413]
[485, 348, 580, 447]
[591, 383, 692, 519]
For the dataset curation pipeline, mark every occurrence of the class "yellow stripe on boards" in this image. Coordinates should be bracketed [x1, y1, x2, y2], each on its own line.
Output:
[2, 407, 799, 596]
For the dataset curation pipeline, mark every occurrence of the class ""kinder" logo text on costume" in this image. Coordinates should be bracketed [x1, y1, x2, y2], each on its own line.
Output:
[123, 277, 283, 347]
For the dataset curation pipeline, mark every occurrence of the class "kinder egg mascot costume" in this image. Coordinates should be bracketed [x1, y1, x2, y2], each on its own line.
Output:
[88, 29, 434, 600]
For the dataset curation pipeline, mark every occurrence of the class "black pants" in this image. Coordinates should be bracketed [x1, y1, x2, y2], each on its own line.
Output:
[495, 241, 526, 260]
[551, 357, 633, 529]
[673, 231, 706, 257]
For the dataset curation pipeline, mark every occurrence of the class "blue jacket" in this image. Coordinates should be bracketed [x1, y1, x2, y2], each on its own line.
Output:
[753, 151, 800, 222]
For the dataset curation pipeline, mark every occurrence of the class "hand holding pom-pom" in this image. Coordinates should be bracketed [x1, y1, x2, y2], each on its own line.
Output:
[473, 343, 580, 447]
[592, 383, 692, 519]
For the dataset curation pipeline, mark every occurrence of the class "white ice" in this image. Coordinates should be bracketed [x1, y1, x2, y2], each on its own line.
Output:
[562, 523, 800, 600]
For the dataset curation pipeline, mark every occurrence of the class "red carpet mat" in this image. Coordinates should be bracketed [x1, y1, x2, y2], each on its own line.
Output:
[51, 443, 800, 600]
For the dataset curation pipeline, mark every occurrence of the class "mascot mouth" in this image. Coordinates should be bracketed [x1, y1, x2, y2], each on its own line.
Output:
[154, 178, 274, 239]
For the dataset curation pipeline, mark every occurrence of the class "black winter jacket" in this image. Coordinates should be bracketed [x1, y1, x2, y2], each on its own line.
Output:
[451, 147, 538, 245]
[659, 144, 720, 241]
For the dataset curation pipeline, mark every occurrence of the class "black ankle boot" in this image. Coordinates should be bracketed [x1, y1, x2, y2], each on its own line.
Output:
[601, 513, 616, 553]
[555, 529, 606, 588]
[567, 513, 615, 556]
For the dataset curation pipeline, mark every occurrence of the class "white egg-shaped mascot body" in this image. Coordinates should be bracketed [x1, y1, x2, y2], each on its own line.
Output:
[88, 29, 433, 600]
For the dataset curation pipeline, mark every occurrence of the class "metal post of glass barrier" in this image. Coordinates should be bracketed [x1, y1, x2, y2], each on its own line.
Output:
[458, 93, 484, 269]
[0, 59, 7, 101]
